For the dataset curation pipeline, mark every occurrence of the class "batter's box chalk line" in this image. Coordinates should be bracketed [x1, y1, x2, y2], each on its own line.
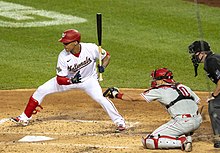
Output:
[0, 118, 10, 125]
[30, 142, 129, 149]
[59, 119, 140, 128]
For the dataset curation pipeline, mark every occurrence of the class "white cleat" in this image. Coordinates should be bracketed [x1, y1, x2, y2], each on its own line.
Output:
[115, 124, 126, 133]
[184, 142, 192, 152]
[11, 116, 29, 126]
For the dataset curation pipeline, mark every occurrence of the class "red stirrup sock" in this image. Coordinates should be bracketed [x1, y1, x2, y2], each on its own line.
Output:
[24, 96, 41, 118]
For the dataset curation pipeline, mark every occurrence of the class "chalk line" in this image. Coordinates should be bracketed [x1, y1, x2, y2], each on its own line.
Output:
[0, 118, 10, 125]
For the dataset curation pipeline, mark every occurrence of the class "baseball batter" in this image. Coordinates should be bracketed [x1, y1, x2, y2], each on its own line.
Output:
[11, 29, 126, 132]
[104, 68, 202, 152]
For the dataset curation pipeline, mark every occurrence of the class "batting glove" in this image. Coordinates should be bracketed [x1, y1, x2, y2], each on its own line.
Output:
[98, 65, 105, 73]
[70, 71, 82, 84]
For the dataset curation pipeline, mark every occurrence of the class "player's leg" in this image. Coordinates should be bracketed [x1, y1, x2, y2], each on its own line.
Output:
[11, 77, 70, 125]
[141, 119, 194, 151]
[141, 134, 188, 149]
[208, 98, 220, 148]
[82, 77, 125, 131]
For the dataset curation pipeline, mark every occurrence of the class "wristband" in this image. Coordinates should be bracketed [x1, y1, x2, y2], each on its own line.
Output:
[116, 93, 123, 99]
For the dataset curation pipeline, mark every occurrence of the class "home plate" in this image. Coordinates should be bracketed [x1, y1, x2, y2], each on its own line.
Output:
[18, 136, 54, 142]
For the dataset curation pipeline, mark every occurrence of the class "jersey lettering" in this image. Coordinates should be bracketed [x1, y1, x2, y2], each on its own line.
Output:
[68, 57, 92, 72]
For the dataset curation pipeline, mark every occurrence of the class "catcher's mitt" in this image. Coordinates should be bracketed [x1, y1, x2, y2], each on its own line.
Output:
[103, 87, 119, 98]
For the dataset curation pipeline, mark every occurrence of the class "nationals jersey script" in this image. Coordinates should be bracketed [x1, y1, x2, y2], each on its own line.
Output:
[56, 43, 106, 82]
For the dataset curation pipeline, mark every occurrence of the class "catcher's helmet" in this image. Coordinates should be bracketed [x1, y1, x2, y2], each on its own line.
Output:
[59, 29, 81, 43]
[151, 68, 174, 84]
[188, 40, 211, 54]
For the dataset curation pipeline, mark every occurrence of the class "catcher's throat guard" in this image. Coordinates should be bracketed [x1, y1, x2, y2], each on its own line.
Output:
[188, 40, 211, 77]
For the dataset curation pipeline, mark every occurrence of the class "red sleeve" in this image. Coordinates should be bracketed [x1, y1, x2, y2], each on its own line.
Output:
[56, 75, 71, 85]
[106, 51, 110, 56]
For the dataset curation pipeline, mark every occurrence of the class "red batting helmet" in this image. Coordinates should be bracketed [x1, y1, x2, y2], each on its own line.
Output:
[150, 68, 175, 87]
[59, 29, 81, 43]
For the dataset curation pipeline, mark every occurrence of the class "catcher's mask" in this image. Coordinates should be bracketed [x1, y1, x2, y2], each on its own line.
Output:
[150, 68, 175, 88]
[59, 29, 81, 43]
[188, 40, 211, 77]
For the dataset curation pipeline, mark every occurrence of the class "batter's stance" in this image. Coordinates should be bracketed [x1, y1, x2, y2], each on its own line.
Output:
[188, 40, 220, 148]
[104, 68, 202, 152]
[11, 29, 126, 132]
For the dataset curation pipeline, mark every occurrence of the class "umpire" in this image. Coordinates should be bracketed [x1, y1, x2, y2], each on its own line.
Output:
[188, 40, 220, 148]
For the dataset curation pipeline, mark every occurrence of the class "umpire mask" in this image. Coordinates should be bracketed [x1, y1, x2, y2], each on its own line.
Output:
[188, 40, 211, 77]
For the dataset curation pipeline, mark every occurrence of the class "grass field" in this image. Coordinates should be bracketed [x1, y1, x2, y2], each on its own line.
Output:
[0, 0, 220, 90]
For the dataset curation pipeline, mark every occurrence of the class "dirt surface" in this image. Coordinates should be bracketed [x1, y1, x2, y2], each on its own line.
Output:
[1, 1, 220, 153]
[186, 0, 220, 7]
[0, 89, 218, 153]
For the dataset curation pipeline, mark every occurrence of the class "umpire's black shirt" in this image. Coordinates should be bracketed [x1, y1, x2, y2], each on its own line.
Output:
[204, 52, 220, 84]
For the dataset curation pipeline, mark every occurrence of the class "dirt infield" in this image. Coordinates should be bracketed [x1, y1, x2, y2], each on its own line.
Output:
[0, 89, 218, 153]
[1, 1, 220, 153]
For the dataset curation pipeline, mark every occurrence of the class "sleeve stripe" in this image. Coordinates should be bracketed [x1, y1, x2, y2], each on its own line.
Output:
[140, 93, 151, 103]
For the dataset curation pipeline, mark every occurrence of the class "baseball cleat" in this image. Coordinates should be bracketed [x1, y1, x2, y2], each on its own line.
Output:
[181, 142, 192, 152]
[141, 137, 147, 149]
[214, 141, 220, 148]
[10, 117, 29, 126]
[115, 124, 126, 133]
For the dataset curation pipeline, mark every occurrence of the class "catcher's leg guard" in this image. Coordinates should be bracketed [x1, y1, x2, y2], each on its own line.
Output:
[142, 134, 186, 149]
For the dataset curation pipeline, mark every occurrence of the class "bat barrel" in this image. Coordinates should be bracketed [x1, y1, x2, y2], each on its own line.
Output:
[96, 13, 102, 46]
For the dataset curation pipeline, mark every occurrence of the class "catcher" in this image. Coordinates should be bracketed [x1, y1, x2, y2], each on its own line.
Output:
[103, 68, 202, 152]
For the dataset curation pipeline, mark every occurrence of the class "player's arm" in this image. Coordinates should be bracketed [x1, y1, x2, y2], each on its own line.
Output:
[207, 59, 220, 99]
[119, 93, 145, 101]
[56, 55, 81, 85]
[56, 71, 81, 85]
[212, 80, 220, 97]
[98, 50, 110, 73]
[56, 75, 71, 85]
[103, 87, 145, 101]
[101, 51, 110, 68]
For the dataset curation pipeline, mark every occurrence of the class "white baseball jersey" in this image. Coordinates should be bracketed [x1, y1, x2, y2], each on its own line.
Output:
[140, 83, 200, 118]
[56, 43, 106, 82]
[30, 42, 125, 128]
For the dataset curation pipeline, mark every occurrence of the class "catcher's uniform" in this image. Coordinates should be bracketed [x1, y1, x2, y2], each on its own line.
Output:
[141, 83, 202, 149]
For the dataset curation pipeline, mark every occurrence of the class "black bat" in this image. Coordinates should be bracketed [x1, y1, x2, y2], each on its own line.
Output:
[96, 13, 103, 81]
[96, 13, 102, 46]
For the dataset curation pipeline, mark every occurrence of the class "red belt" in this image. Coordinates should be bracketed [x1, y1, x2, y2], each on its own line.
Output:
[181, 114, 192, 118]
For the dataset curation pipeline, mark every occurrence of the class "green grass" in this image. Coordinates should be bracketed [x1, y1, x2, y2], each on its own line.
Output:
[0, 0, 220, 90]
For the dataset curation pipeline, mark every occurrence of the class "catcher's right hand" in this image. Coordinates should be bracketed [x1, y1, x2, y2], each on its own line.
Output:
[103, 87, 119, 98]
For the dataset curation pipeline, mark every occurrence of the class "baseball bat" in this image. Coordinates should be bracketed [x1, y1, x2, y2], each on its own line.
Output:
[96, 13, 103, 81]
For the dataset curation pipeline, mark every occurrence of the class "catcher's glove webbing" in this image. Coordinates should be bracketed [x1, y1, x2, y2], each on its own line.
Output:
[103, 87, 119, 98]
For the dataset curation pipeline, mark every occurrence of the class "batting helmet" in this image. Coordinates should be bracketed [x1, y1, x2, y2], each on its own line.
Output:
[59, 29, 81, 43]
[188, 40, 211, 54]
[151, 68, 174, 84]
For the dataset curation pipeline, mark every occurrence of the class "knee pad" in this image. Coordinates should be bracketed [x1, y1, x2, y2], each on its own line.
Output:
[142, 135, 186, 149]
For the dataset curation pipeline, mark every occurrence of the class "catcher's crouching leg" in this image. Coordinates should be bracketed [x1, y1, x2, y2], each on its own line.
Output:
[141, 134, 191, 151]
